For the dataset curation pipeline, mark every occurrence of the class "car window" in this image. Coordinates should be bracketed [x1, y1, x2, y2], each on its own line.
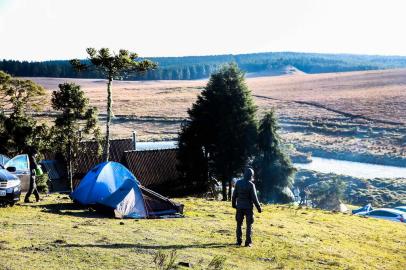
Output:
[0, 154, 10, 166]
[5, 154, 29, 171]
[370, 210, 397, 217]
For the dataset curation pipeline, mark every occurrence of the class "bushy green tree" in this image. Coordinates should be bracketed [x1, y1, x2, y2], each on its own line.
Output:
[178, 64, 257, 200]
[71, 48, 157, 161]
[308, 178, 346, 207]
[0, 71, 49, 156]
[253, 110, 296, 203]
[51, 82, 100, 191]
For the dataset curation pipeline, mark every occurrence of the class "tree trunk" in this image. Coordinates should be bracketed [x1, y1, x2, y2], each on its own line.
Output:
[67, 140, 73, 192]
[228, 179, 232, 201]
[103, 77, 113, 162]
[221, 180, 227, 201]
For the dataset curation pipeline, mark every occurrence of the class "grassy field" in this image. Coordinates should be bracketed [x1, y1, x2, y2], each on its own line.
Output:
[27, 68, 406, 124]
[25, 69, 406, 164]
[0, 194, 405, 270]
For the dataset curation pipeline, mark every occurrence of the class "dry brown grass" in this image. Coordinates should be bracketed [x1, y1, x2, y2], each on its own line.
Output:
[25, 69, 406, 159]
[249, 69, 406, 124]
[29, 77, 204, 118]
[29, 68, 406, 123]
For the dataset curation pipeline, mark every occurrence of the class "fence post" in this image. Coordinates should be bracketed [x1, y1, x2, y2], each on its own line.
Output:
[132, 130, 137, 150]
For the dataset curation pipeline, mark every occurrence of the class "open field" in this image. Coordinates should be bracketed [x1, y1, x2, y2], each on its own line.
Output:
[28, 68, 406, 123]
[26, 68, 406, 165]
[0, 194, 405, 270]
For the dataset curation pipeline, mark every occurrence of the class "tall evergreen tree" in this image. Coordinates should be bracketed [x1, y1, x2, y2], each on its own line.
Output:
[51, 82, 100, 191]
[176, 120, 209, 192]
[71, 48, 157, 161]
[253, 110, 296, 203]
[178, 64, 257, 200]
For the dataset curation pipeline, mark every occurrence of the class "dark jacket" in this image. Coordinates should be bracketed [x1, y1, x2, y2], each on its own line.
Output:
[28, 155, 38, 175]
[232, 179, 261, 212]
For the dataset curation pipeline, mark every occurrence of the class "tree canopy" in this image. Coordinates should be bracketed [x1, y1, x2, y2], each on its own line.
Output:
[0, 70, 46, 115]
[70, 48, 157, 80]
[51, 82, 100, 191]
[253, 111, 296, 203]
[0, 71, 48, 156]
[178, 64, 258, 200]
[71, 48, 157, 161]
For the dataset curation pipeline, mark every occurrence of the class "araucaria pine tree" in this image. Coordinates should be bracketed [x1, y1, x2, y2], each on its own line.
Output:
[178, 64, 257, 200]
[71, 48, 156, 161]
[254, 110, 296, 203]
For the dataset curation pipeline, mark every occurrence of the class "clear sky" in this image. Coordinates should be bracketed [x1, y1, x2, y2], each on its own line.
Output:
[1, 0, 406, 61]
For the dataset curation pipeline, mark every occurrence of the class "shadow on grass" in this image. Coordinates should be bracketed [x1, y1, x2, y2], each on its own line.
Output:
[63, 242, 231, 250]
[25, 202, 106, 219]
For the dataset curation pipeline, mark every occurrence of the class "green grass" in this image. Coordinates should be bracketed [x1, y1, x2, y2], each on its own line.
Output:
[0, 194, 405, 270]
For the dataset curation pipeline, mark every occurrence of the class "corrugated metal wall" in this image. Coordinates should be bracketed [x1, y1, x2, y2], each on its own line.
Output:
[45, 139, 183, 193]
[72, 139, 134, 187]
[123, 149, 180, 187]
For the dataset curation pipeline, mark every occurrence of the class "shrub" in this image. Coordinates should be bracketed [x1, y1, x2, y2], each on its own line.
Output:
[36, 174, 49, 193]
[308, 177, 346, 206]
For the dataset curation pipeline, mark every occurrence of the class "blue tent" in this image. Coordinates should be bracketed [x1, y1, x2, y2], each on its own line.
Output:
[71, 162, 138, 205]
[71, 162, 183, 218]
[98, 178, 146, 218]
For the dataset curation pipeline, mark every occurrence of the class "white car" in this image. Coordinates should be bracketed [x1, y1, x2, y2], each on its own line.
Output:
[355, 208, 406, 223]
[4, 154, 31, 191]
[394, 206, 406, 213]
[0, 165, 21, 206]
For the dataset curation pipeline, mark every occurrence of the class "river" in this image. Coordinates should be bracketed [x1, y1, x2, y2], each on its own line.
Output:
[295, 157, 406, 179]
[134, 141, 406, 179]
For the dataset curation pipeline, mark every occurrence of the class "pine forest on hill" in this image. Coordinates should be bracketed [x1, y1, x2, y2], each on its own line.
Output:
[3, 51, 406, 80]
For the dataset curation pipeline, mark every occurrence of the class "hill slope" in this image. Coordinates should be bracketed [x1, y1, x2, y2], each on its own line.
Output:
[245, 65, 306, 78]
[0, 194, 404, 269]
[3, 51, 406, 80]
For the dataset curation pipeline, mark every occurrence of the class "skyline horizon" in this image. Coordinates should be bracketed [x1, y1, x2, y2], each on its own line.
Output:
[3, 49, 406, 62]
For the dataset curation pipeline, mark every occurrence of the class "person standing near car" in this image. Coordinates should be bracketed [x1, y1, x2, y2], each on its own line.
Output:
[24, 149, 40, 203]
[232, 167, 262, 247]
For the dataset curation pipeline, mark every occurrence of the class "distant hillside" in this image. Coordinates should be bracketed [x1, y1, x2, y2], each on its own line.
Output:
[245, 65, 305, 78]
[2, 51, 406, 80]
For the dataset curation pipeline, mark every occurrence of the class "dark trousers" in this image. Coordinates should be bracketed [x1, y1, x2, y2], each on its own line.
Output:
[25, 176, 40, 202]
[236, 208, 254, 245]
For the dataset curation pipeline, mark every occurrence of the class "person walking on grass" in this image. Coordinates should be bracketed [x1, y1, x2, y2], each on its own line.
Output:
[232, 167, 262, 247]
[24, 149, 40, 203]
